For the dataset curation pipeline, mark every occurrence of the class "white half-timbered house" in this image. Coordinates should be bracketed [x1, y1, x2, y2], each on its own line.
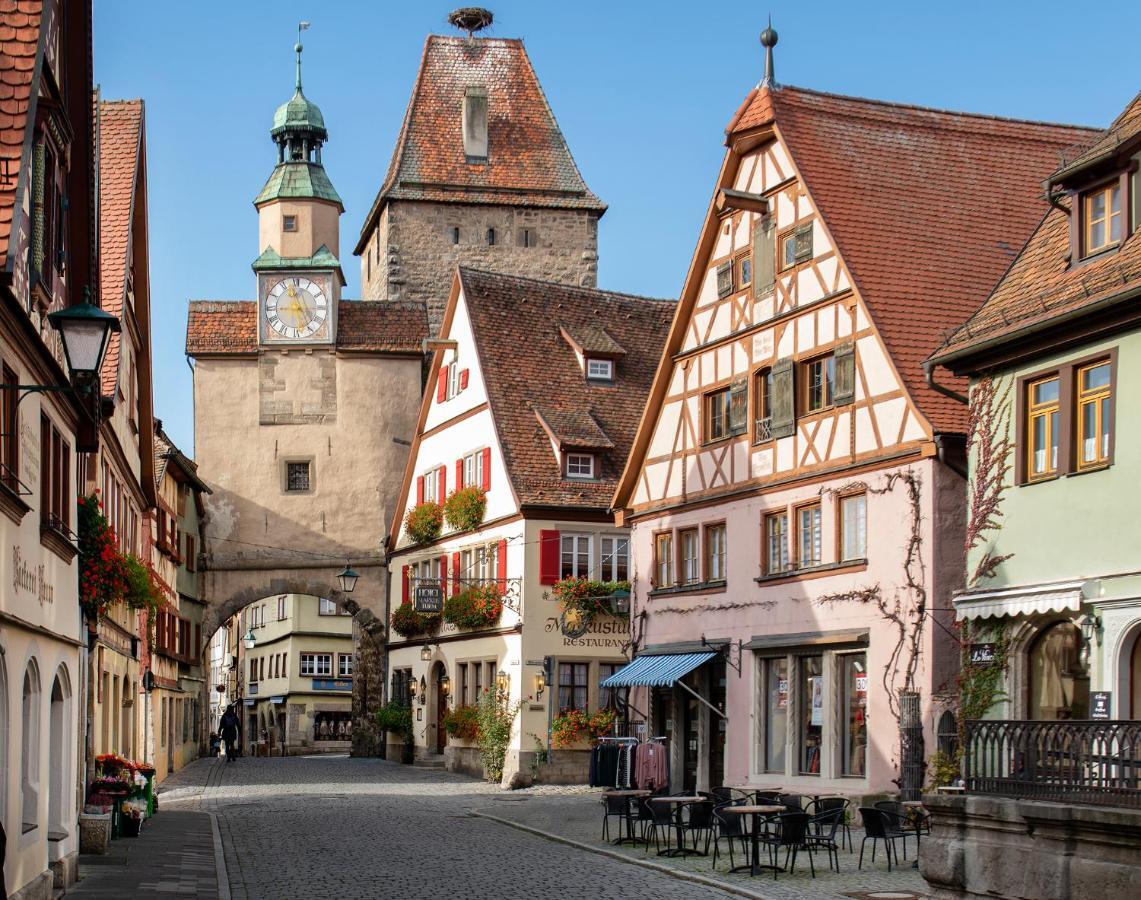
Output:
[386, 268, 671, 783]
[608, 37, 1094, 797]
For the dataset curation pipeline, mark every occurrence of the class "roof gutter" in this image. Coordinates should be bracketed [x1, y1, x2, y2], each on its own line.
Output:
[922, 361, 967, 405]
[928, 280, 1141, 374]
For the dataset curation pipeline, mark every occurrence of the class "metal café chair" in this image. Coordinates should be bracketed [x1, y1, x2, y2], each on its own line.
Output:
[757, 811, 816, 880]
[857, 807, 899, 871]
[710, 799, 749, 871]
[806, 796, 852, 851]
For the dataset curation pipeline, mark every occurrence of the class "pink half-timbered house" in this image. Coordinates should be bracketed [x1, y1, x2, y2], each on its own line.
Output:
[608, 34, 1093, 797]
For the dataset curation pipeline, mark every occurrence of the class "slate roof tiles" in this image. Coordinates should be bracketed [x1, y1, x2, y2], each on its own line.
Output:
[459, 268, 673, 509]
[729, 85, 1097, 431]
[185, 299, 428, 356]
[0, 0, 43, 269]
[355, 35, 604, 253]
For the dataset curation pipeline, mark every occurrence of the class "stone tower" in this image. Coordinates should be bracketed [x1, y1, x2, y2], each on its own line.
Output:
[186, 41, 427, 757]
[354, 30, 607, 335]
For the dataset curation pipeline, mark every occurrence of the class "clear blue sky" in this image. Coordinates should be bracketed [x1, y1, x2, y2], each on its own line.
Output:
[93, 1, 1140, 454]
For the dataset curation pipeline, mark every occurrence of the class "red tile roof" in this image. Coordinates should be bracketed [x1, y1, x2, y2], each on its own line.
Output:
[97, 99, 144, 397]
[459, 268, 673, 509]
[0, 1, 44, 270]
[729, 85, 1097, 431]
[185, 299, 428, 356]
[354, 35, 605, 254]
[932, 91, 1141, 366]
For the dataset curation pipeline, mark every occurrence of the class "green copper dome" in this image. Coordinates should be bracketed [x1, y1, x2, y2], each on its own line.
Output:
[271, 88, 327, 140]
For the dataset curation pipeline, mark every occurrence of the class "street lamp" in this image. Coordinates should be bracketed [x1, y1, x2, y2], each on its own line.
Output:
[243, 627, 257, 650]
[335, 563, 359, 593]
[533, 671, 546, 701]
[440, 673, 450, 696]
[420, 644, 433, 662]
[495, 670, 508, 693]
[610, 587, 631, 616]
[48, 297, 121, 383]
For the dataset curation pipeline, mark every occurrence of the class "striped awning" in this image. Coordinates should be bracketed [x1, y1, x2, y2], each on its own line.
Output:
[600, 651, 716, 688]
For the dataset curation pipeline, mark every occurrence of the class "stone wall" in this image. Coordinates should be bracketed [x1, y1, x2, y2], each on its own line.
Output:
[361, 200, 600, 335]
[920, 792, 1141, 899]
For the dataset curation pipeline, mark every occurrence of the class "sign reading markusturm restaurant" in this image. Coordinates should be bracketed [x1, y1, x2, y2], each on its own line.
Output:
[413, 583, 443, 613]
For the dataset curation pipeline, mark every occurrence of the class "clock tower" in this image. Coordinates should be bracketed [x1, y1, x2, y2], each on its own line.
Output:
[253, 39, 344, 345]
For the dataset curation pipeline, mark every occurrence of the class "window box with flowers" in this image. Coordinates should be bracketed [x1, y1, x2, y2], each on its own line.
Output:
[443, 704, 481, 743]
[550, 708, 617, 749]
[390, 602, 441, 639]
[442, 583, 503, 630]
[404, 501, 444, 546]
[444, 485, 486, 533]
[549, 577, 630, 625]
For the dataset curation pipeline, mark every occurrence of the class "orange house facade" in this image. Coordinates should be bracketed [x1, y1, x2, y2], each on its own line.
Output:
[609, 37, 1095, 798]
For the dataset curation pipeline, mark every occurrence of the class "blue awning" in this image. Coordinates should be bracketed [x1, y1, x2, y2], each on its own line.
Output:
[600, 651, 716, 688]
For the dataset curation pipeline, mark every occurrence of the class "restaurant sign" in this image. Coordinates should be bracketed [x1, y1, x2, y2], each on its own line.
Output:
[414, 584, 443, 613]
[969, 643, 997, 666]
[12, 544, 54, 606]
[1090, 691, 1112, 720]
[546, 616, 625, 648]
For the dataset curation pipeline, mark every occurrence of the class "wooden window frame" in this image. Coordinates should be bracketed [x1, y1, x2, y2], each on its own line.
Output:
[678, 527, 700, 586]
[752, 366, 773, 444]
[794, 500, 823, 569]
[1081, 179, 1123, 258]
[704, 387, 731, 443]
[778, 221, 814, 272]
[585, 357, 614, 382]
[282, 215, 298, 232]
[703, 521, 727, 584]
[836, 491, 867, 563]
[1024, 374, 1061, 482]
[762, 510, 790, 576]
[800, 354, 835, 416]
[557, 661, 590, 713]
[653, 531, 674, 589]
[565, 452, 595, 480]
[1075, 359, 1113, 471]
[734, 251, 752, 290]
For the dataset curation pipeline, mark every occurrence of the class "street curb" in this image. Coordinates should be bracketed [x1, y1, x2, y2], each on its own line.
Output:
[471, 810, 774, 900]
[207, 811, 232, 900]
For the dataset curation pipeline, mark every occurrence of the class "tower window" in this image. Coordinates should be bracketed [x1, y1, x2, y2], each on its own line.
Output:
[285, 461, 312, 493]
[519, 228, 537, 249]
[283, 215, 297, 232]
[487, 227, 496, 246]
[450, 226, 460, 245]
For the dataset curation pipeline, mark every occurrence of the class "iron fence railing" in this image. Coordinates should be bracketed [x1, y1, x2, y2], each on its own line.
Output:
[964, 719, 1141, 808]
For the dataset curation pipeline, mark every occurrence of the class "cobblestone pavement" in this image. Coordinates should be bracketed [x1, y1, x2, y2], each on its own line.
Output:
[155, 755, 929, 900]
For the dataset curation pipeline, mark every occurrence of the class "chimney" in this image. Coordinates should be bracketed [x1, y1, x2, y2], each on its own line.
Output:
[463, 86, 488, 162]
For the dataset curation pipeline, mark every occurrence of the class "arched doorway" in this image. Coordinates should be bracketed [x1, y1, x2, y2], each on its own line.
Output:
[432, 662, 448, 754]
[48, 667, 72, 843]
[1028, 621, 1089, 719]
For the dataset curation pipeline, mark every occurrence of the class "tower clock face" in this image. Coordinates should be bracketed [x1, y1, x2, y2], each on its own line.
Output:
[264, 276, 328, 339]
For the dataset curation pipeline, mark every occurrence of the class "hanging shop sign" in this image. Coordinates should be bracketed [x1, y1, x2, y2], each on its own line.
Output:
[969, 643, 997, 666]
[1090, 691, 1112, 720]
[414, 584, 443, 613]
[559, 607, 589, 639]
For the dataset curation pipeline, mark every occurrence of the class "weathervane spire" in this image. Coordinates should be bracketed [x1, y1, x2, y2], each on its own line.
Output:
[295, 21, 311, 92]
[759, 15, 779, 88]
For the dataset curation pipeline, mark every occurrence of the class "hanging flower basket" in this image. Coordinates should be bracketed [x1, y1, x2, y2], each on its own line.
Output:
[444, 486, 486, 532]
[442, 584, 503, 629]
[77, 494, 129, 622]
[549, 578, 631, 625]
[390, 602, 441, 638]
[404, 502, 444, 545]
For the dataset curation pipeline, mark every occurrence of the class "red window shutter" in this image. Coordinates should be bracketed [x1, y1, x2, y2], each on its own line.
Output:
[452, 551, 460, 592]
[401, 566, 410, 604]
[437, 465, 446, 500]
[416, 475, 424, 504]
[539, 530, 560, 585]
[481, 447, 491, 491]
[439, 554, 448, 596]
[459, 369, 470, 390]
[455, 458, 464, 490]
[436, 369, 447, 402]
[497, 539, 507, 592]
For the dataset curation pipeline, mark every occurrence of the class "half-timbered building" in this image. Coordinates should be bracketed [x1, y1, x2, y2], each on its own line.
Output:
[386, 267, 671, 783]
[608, 33, 1095, 796]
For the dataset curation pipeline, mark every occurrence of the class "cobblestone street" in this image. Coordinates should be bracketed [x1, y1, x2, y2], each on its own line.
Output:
[123, 754, 931, 900]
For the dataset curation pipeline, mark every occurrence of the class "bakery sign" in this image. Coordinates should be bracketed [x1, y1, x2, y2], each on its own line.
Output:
[12, 544, 54, 606]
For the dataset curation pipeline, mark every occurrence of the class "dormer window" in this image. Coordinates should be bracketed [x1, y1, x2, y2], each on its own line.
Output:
[1082, 182, 1122, 257]
[586, 358, 613, 382]
[566, 453, 595, 479]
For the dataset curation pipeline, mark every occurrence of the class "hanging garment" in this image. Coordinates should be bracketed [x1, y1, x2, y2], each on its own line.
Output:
[636, 742, 669, 790]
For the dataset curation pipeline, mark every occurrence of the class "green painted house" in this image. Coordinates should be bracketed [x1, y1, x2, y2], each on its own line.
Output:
[928, 90, 1141, 721]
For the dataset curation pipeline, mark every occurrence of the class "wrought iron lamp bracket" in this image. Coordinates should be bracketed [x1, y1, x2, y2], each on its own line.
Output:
[701, 635, 744, 677]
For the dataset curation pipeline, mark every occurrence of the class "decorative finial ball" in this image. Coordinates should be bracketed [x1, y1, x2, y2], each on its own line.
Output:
[448, 7, 494, 35]
[295, 42, 302, 53]
[760, 24, 778, 48]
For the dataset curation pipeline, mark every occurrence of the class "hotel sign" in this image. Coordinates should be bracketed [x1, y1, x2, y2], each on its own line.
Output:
[12, 544, 54, 607]
[414, 584, 443, 613]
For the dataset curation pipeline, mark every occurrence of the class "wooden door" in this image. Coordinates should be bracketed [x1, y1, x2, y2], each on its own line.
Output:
[436, 673, 448, 753]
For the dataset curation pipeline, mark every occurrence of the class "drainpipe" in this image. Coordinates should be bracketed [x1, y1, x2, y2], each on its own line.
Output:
[923, 360, 968, 406]
[934, 434, 969, 480]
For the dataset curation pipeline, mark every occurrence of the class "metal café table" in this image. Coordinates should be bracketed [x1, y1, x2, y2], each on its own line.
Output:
[600, 789, 651, 845]
[648, 795, 707, 857]
[723, 804, 786, 876]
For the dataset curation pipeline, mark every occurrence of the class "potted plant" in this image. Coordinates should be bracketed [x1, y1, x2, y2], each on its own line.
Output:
[443, 485, 486, 532]
[404, 501, 444, 545]
[377, 702, 415, 763]
[390, 602, 441, 639]
[442, 584, 503, 630]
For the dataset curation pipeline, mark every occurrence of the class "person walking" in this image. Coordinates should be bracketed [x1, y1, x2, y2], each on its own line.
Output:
[220, 706, 241, 762]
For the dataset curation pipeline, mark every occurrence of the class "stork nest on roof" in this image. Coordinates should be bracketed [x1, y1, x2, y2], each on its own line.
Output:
[448, 7, 493, 36]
